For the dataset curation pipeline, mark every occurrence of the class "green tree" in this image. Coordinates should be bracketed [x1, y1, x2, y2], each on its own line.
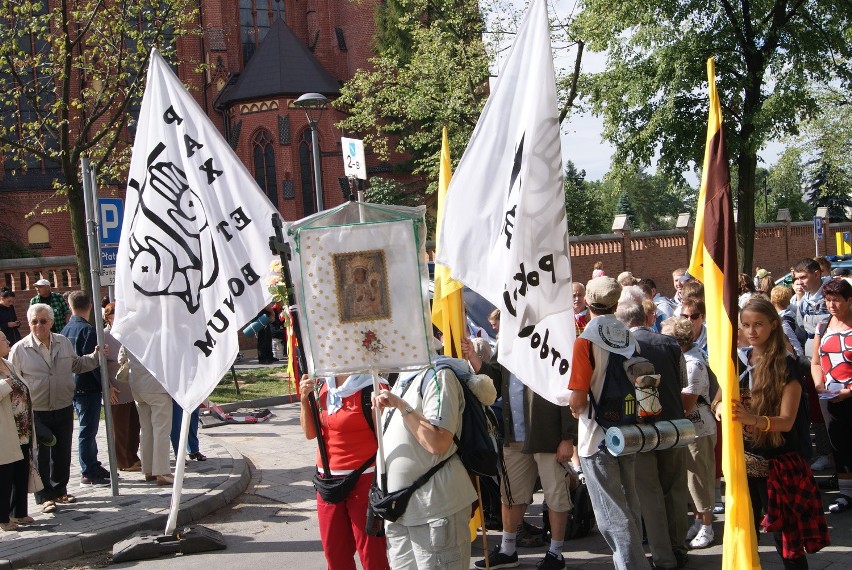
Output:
[574, 0, 852, 271]
[336, 0, 490, 197]
[608, 167, 693, 231]
[804, 159, 852, 221]
[0, 0, 199, 295]
[564, 161, 608, 235]
[766, 148, 813, 222]
[337, 0, 585, 200]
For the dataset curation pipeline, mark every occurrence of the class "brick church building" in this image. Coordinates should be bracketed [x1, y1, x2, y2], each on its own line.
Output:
[1, 0, 405, 258]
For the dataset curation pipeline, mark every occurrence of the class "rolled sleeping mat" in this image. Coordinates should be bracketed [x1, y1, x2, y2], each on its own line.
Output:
[605, 419, 696, 456]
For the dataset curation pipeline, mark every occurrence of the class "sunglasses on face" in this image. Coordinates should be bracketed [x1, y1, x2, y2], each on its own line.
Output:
[30, 318, 51, 325]
[681, 313, 703, 321]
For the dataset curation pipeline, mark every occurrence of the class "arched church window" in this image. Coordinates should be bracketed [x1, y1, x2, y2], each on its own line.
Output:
[252, 129, 278, 207]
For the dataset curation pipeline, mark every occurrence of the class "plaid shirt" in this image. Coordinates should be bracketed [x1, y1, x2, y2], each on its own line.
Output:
[762, 451, 830, 559]
[30, 291, 70, 334]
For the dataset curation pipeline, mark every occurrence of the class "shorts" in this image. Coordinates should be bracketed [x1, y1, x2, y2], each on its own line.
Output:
[500, 443, 573, 512]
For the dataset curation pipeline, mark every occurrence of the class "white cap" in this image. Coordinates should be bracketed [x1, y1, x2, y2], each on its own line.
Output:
[34, 279, 51, 287]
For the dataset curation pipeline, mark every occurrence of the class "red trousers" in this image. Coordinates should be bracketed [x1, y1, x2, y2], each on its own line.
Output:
[316, 472, 389, 570]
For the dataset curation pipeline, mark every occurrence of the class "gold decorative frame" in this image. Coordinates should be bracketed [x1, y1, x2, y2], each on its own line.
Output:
[332, 249, 392, 323]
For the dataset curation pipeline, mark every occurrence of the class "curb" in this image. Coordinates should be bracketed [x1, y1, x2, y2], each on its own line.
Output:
[5, 437, 250, 569]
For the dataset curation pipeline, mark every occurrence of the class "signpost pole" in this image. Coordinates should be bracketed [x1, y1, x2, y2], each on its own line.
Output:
[82, 157, 120, 496]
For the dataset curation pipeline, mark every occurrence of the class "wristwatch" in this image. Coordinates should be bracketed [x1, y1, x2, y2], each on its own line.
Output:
[402, 406, 414, 416]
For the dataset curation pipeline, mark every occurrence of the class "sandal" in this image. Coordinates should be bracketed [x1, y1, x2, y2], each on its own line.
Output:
[0, 522, 19, 532]
[40, 501, 56, 514]
[10, 516, 34, 524]
[188, 452, 207, 462]
[156, 474, 175, 486]
[829, 495, 850, 513]
[55, 495, 76, 504]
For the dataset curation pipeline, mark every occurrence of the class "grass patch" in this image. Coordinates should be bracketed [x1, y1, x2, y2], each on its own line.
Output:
[209, 368, 296, 404]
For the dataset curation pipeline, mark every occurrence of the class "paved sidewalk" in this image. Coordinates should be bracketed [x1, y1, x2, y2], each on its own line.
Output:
[2, 397, 851, 569]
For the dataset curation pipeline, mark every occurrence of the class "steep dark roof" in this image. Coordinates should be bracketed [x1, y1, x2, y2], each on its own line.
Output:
[217, 18, 340, 107]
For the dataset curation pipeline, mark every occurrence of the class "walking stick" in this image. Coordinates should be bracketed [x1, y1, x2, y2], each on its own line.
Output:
[475, 475, 491, 570]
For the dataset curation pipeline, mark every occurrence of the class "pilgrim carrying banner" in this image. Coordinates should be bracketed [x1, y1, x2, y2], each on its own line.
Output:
[111, 49, 277, 412]
[435, 0, 574, 404]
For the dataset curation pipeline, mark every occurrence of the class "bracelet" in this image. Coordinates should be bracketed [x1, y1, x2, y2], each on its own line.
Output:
[759, 416, 772, 432]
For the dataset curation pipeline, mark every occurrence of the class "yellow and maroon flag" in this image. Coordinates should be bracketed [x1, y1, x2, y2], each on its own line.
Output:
[431, 127, 467, 359]
[688, 58, 760, 569]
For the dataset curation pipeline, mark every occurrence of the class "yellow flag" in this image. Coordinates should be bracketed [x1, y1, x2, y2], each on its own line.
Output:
[688, 58, 760, 569]
[431, 127, 467, 358]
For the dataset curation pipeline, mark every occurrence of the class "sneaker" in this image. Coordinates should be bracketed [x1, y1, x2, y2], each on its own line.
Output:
[810, 454, 832, 471]
[474, 546, 519, 569]
[188, 452, 207, 461]
[828, 495, 850, 513]
[536, 551, 566, 570]
[80, 476, 110, 487]
[685, 520, 702, 542]
[712, 502, 725, 514]
[690, 525, 715, 549]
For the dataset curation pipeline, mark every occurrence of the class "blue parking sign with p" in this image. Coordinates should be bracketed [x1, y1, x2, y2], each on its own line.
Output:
[98, 198, 124, 245]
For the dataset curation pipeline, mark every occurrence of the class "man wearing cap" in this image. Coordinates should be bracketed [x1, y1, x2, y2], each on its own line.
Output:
[30, 279, 70, 334]
[568, 277, 647, 570]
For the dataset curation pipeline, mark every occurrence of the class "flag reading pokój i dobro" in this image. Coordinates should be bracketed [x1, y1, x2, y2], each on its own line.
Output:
[111, 49, 277, 412]
[435, 0, 574, 404]
[688, 58, 760, 570]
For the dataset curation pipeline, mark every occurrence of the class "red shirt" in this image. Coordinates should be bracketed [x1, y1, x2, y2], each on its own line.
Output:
[316, 383, 380, 474]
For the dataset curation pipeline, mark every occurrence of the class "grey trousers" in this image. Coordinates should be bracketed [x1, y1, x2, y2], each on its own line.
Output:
[635, 446, 689, 568]
[581, 450, 647, 570]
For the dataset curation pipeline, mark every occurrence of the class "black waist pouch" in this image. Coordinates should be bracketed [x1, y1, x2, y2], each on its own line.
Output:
[312, 455, 374, 504]
[368, 456, 452, 522]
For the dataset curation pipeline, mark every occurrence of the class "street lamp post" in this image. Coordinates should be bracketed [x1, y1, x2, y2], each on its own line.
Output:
[293, 92, 330, 214]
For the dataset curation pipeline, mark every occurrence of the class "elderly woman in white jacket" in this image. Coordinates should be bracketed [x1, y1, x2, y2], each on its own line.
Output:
[118, 346, 173, 485]
[1, 331, 35, 531]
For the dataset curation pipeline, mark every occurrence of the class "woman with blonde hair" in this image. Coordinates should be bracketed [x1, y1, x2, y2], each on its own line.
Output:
[728, 298, 828, 568]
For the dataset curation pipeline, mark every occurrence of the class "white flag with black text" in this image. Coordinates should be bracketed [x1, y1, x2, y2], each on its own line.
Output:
[436, 0, 574, 404]
[111, 49, 277, 411]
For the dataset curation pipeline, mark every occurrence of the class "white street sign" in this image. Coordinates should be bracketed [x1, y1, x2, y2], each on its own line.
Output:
[342, 137, 367, 180]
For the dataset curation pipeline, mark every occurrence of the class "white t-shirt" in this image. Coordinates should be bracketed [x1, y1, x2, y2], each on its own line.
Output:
[383, 367, 476, 526]
[682, 346, 717, 439]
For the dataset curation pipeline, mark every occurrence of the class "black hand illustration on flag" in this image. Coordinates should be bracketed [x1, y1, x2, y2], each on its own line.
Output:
[126, 143, 219, 314]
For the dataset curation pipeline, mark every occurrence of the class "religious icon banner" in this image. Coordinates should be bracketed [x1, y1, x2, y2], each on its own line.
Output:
[286, 202, 434, 376]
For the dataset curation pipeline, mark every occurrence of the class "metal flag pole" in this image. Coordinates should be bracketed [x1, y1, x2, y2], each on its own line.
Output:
[165, 408, 191, 534]
[81, 157, 120, 496]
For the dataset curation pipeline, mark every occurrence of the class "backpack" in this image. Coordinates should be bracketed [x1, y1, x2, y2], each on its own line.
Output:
[419, 358, 500, 478]
[541, 481, 595, 540]
[589, 351, 660, 428]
